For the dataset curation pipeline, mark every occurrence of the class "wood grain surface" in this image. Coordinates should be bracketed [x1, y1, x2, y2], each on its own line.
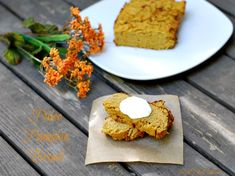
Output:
[0, 0, 234, 176]
[0, 61, 131, 176]
[0, 137, 40, 176]
[208, 0, 235, 17]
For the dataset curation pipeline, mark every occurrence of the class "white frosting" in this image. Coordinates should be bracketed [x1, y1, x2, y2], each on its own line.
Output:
[119, 96, 152, 119]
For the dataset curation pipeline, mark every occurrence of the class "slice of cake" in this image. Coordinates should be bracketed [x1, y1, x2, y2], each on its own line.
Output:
[103, 93, 174, 139]
[103, 93, 132, 125]
[102, 117, 145, 141]
[114, 0, 186, 50]
[133, 100, 174, 139]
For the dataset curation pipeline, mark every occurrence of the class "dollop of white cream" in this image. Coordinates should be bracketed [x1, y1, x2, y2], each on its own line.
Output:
[120, 96, 152, 119]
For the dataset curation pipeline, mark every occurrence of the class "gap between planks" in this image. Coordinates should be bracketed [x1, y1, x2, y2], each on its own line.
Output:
[183, 136, 234, 176]
[184, 78, 235, 113]
[0, 132, 46, 176]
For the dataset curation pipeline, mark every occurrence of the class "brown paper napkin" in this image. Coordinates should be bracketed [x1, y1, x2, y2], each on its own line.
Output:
[85, 94, 183, 165]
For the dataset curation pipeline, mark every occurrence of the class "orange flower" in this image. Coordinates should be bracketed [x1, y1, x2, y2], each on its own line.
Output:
[49, 48, 60, 57]
[68, 7, 105, 55]
[70, 7, 81, 21]
[57, 60, 70, 76]
[81, 23, 105, 54]
[75, 40, 83, 51]
[44, 68, 62, 87]
[83, 17, 91, 29]
[48, 48, 62, 67]
[77, 80, 90, 98]
[67, 38, 83, 52]
[41, 57, 51, 71]
[41, 6, 104, 98]
[76, 60, 93, 77]
[70, 19, 83, 30]
[71, 68, 84, 80]
[71, 60, 93, 80]
[98, 24, 105, 49]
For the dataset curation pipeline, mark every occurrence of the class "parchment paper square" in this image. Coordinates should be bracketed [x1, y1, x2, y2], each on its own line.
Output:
[85, 94, 183, 165]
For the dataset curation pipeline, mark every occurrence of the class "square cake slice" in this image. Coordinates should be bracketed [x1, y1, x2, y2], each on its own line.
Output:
[114, 0, 186, 50]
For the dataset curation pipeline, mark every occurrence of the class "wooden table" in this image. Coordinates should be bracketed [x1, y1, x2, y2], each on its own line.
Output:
[0, 0, 234, 176]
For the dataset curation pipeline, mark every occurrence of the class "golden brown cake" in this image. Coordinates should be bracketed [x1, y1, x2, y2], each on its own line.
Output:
[102, 117, 145, 141]
[103, 93, 174, 139]
[134, 100, 174, 139]
[114, 0, 186, 50]
[103, 93, 133, 125]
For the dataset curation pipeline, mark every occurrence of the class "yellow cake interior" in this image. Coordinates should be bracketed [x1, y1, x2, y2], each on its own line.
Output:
[114, 0, 186, 50]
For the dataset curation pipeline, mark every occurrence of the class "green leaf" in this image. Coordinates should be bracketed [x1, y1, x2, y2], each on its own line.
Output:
[0, 32, 25, 48]
[3, 48, 21, 65]
[0, 34, 10, 46]
[12, 32, 24, 47]
[22, 17, 61, 34]
[44, 24, 60, 34]
[22, 17, 35, 28]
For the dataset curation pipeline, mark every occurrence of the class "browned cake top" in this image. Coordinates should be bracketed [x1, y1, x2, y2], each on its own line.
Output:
[115, 0, 186, 34]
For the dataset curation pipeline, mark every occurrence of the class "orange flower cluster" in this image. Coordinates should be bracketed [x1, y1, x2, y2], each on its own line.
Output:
[41, 6, 105, 98]
[69, 7, 105, 55]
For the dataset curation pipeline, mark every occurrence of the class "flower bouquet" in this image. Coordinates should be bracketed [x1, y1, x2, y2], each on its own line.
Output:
[0, 7, 105, 98]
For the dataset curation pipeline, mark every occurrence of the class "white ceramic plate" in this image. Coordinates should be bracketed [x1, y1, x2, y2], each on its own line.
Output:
[81, 0, 233, 80]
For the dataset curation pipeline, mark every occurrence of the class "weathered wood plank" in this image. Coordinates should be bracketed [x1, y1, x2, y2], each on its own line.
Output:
[0, 0, 234, 175]
[0, 62, 131, 176]
[226, 35, 235, 60]
[0, 137, 40, 176]
[65, 0, 100, 10]
[207, 0, 235, 18]
[0, 54, 229, 176]
[128, 143, 229, 176]
[188, 55, 235, 111]
[0, 0, 69, 28]
[221, 14, 235, 60]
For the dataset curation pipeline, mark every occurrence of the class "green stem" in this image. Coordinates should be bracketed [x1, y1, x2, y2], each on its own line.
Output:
[17, 46, 41, 65]
[17, 33, 51, 53]
[35, 34, 71, 42]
